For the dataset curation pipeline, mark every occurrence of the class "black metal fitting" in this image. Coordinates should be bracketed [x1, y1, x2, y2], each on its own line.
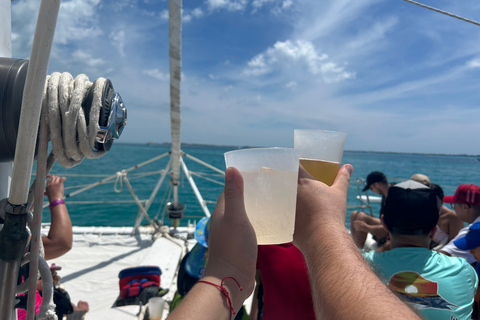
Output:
[167, 203, 185, 220]
[0, 203, 29, 261]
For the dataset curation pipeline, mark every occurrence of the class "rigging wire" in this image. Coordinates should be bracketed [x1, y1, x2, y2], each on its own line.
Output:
[402, 0, 480, 27]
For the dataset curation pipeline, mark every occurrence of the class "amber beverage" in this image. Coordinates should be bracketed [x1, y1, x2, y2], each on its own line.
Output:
[294, 129, 346, 184]
[299, 158, 340, 186]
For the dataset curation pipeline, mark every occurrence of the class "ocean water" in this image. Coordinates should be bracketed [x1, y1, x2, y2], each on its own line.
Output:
[43, 143, 480, 228]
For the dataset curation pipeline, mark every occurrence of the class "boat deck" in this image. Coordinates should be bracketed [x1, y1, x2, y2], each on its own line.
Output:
[47, 225, 193, 319]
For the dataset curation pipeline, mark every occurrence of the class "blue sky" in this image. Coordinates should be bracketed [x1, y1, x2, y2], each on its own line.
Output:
[10, 0, 480, 155]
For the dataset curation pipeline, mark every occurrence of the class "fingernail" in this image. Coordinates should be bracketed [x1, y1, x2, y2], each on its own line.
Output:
[344, 164, 353, 175]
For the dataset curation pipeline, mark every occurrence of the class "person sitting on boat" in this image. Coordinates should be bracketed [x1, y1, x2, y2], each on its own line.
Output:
[350, 171, 391, 249]
[42, 174, 73, 260]
[362, 180, 478, 320]
[17, 174, 73, 319]
[440, 184, 480, 264]
[168, 166, 423, 320]
[451, 222, 480, 318]
[410, 173, 431, 187]
[429, 183, 464, 250]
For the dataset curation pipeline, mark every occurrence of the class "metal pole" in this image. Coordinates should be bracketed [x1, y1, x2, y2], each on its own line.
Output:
[180, 157, 211, 217]
[0, 1, 61, 319]
[134, 159, 172, 229]
[0, 0, 13, 204]
[169, 0, 182, 207]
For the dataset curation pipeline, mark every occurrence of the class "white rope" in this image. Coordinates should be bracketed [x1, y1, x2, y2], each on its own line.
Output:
[45, 72, 107, 168]
[15, 71, 110, 319]
[114, 171, 124, 193]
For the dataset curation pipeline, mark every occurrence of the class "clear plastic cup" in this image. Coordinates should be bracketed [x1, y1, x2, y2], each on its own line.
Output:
[224, 147, 300, 245]
[294, 129, 346, 186]
[148, 297, 165, 320]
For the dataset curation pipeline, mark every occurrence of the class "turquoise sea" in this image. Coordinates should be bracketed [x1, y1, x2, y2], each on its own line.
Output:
[44, 143, 480, 228]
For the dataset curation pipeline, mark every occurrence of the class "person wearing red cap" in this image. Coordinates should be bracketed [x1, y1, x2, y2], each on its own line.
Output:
[440, 184, 480, 264]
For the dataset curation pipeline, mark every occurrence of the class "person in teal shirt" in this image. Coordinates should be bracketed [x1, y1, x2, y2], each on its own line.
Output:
[363, 180, 478, 320]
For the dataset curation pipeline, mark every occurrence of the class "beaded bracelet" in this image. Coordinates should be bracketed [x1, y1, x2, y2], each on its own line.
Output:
[197, 276, 243, 320]
[49, 199, 65, 208]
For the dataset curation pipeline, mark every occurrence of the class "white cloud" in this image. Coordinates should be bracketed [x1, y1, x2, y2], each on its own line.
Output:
[252, 0, 293, 14]
[55, 0, 103, 44]
[160, 10, 169, 20]
[282, 0, 293, 9]
[252, 0, 272, 9]
[191, 8, 204, 18]
[72, 50, 106, 67]
[207, 0, 248, 12]
[243, 40, 355, 82]
[110, 31, 126, 57]
[467, 57, 480, 69]
[285, 81, 297, 89]
[143, 69, 170, 81]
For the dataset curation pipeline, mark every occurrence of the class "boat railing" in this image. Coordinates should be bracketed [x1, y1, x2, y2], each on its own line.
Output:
[346, 178, 374, 216]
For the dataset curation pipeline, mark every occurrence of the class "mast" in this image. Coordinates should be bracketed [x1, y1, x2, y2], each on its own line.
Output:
[168, 0, 184, 227]
[0, 1, 61, 318]
[0, 0, 13, 204]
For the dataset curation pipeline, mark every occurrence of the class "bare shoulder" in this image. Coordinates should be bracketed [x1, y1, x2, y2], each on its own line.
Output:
[439, 206, 457, 219]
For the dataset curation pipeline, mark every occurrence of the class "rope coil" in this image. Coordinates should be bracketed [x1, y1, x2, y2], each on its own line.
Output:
[43, 72, 108, 168]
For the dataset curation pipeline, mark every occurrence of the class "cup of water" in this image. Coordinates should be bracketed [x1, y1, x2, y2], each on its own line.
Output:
[148, 297, 165, 320]
[294, 129, 346, 186]
[224, 147, 300, 245]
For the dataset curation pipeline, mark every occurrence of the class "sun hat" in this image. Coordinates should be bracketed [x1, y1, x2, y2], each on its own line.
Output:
[453, 222, 480, 250]
[383, 180, 440, 235]
[443, 184, 480, 206]
[410, 173, 431, 187]
[194, 217, 210, 248]
[362, 171, 387, 192]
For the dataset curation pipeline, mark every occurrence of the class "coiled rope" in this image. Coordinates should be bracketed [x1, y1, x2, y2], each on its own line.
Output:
[23, 72, 111, 320]
[44, 72, 108, 168]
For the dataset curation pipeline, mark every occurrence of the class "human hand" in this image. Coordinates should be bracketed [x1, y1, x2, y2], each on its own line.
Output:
[50, 269, 61, 287]
[293, 164, 353, 251]
[202, 167, 257, 309]
[74, 300, 89, 312]
[45, 175, 66, 203]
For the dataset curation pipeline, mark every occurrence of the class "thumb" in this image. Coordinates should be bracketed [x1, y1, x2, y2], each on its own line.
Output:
[224, 167, 246, 221]
[332, 164, 353, 192]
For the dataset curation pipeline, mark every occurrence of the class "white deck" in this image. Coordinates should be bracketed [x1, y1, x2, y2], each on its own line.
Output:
[47, 226, 192, 319]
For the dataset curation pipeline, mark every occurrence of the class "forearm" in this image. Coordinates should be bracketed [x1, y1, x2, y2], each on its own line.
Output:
[43, 204, 72, 260]
[168, 276, 243, 320]
[302, 223, 420, 320]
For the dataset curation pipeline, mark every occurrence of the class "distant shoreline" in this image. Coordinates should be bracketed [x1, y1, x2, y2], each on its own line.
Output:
[115, 142, 480, 158]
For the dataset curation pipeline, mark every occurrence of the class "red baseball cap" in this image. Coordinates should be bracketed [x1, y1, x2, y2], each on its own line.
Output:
[443, 184, 480, 206]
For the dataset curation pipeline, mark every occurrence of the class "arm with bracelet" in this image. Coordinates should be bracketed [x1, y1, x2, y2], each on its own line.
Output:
[43, 175, 72, 260]
[168, 167, 257, 320]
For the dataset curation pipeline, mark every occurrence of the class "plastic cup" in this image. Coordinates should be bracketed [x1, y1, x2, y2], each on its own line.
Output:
[224, 147, 300, 245]
[294, 129, 346, 186]
[148, 297, 165, 320]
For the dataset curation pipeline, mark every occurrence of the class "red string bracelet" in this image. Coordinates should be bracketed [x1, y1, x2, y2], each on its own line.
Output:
[197, 276, 243, 320]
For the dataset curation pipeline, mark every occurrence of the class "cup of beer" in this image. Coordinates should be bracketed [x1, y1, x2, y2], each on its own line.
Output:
[294, 129, 346, 186]
[224, 147, 300, 245]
